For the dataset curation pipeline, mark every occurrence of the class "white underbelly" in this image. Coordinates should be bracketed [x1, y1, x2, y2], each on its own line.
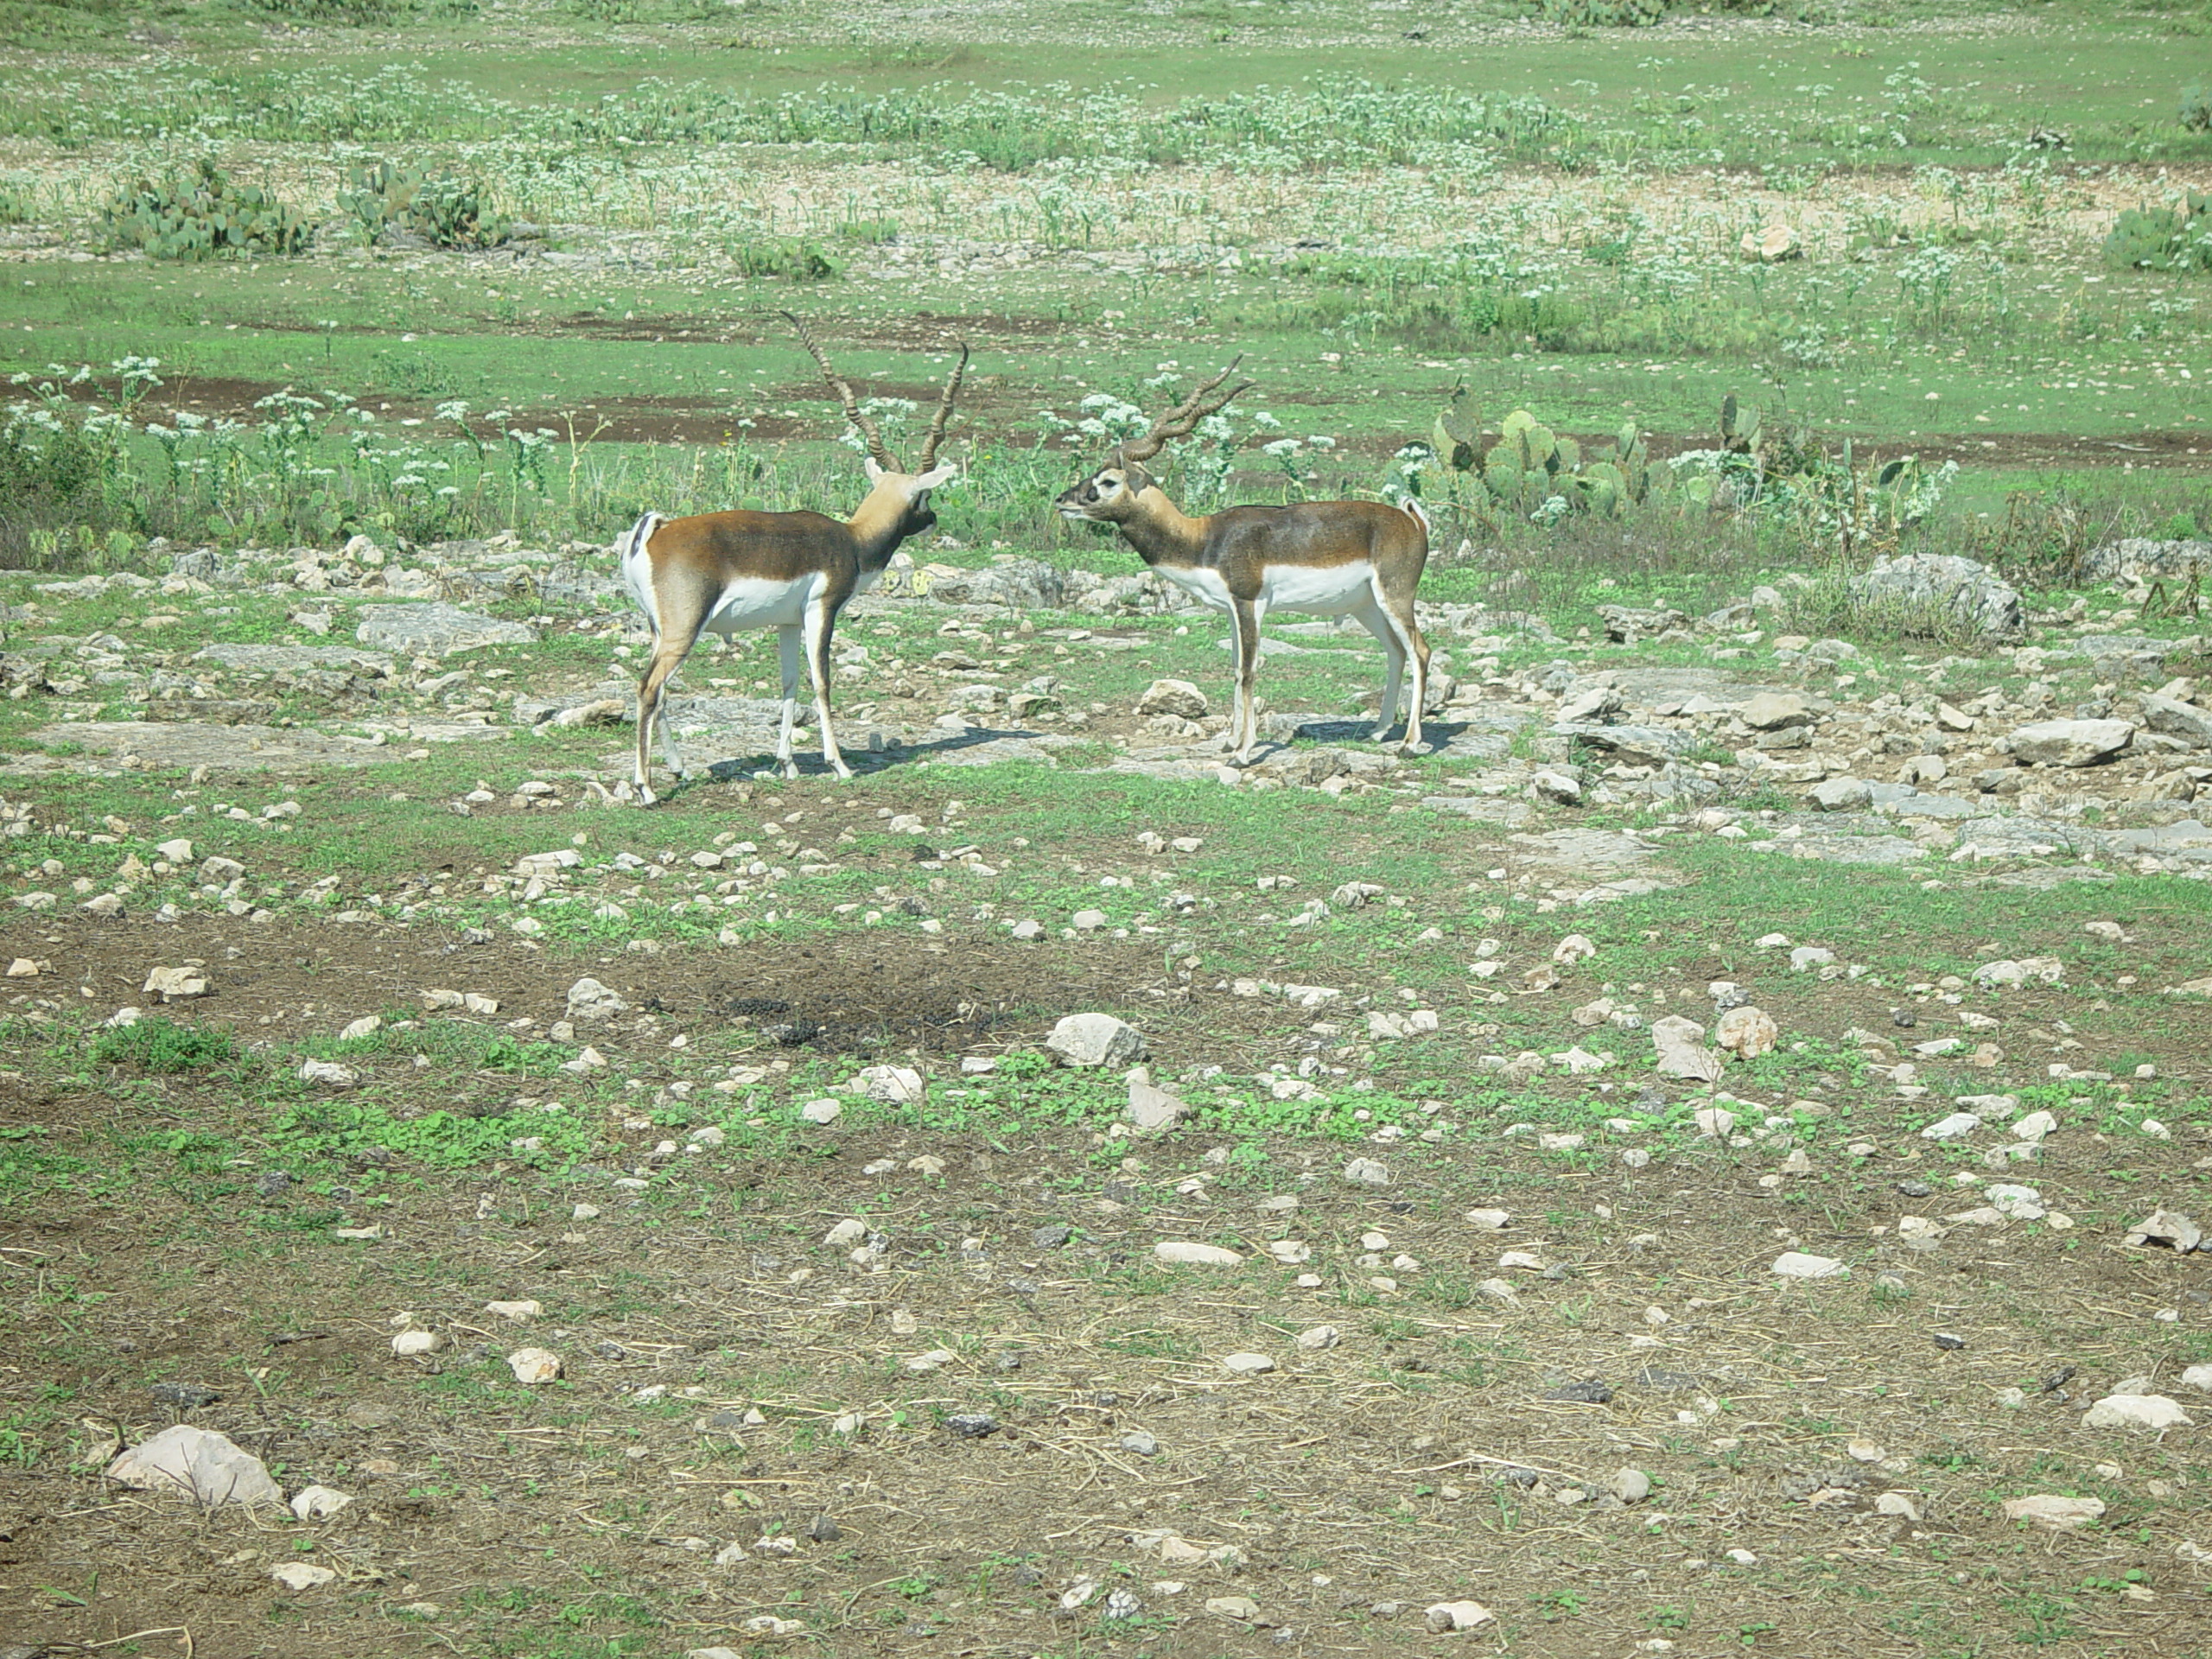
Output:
[1259, 561, 1376, 615]
[702, 575, 816, 633]
[1156, 564, 1235, 612]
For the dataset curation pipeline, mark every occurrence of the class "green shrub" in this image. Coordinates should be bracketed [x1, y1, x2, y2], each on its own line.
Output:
[1542, 0, 1669, 23]
[91, 1018, 240, 1075]
[2103, 193, 2212, 272]
[734, 237, 840, 281]
[99, 160, 313, 261]
[238, 0, 416, 23]
[342, 159, 510, 250]
[2182, 84, 2211, 135]
[1405, 391, 1649, 523]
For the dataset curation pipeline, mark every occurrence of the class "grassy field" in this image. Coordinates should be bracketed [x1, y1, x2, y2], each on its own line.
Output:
[4, 3, 2212, 1657]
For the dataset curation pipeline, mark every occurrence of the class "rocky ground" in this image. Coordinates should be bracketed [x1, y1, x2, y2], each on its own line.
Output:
[2, 532, 2211, 1659]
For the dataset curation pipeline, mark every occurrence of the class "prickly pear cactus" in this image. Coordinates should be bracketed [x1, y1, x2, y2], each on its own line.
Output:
[100, 160, 312, 262]
[1426, 395, 1649, 520]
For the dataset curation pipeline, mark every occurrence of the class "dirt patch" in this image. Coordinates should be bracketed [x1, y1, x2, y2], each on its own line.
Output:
[136, 364, 2212, 470]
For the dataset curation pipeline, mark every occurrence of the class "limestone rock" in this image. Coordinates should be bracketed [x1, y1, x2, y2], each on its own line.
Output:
[1850, 554, 2023, 639]
[289, 1484, 354, 1521]
[565, 976, 627, 1022]
[1045, 1013, 1146, 1068]
[355, 602, 537, 656]
[1808, 777, 1872, 812]
[1125, 1067, 1190, 1132]
[1424, 1599, 1497, 1632]
[1714, 1005, 1778, 1059]
[106, 1425, 283, 1506]
[142, 965, 207, 1000]
[1740, 691, 1814, 731]
[2082, 1394, 2193, 1431]
[1771, 1251, 1847, 1279]
[1651, 1014, 1723, 1082]
[2003, 1494, 2105, 1531]
[1154, 1241, 1243, 1268]
[2140, 694, 2212, 749]
[2010, 719, 2134, 768]
[507, 1347, 563, 1385]
[1136, 678, 1209, 720]
[2125, 1207, 2203, 1252]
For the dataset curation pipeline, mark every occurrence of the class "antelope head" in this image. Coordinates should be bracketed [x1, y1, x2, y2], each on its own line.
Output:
[1056, 357, 1253, 524]
[785, 310, 968, 535]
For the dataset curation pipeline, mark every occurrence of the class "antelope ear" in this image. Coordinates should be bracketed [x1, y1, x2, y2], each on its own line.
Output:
[913, 462, 958, 492]
[863, 457, 886, 483]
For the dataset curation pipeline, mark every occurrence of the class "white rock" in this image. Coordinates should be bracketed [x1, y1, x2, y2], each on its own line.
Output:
[1611, 1468, 1652, 1503]
[290, 1484, 353, 1521]
[2082, 1394, 2193, 1432]
[799, 1098, 842, 1125]
[1713, 1006, 1778, 1058]
[507, 1347, 563, 1385]
[1154, 1241, 1243, 1268]
[564, 976, 628, 1022]
[299, 1058, 359, 1089]
[156, 837, 195, 863]
[904, 1348, 956, 1373]
[1464, 1208, 1510, 1230]
[712, 1544, 748, 1569]
[1552, 933, 1597, 963]
[270, 1562, 338, 1590]
[1071, 908, 1108, 931]
[1045, 1012, 1146, 1067]
[1652, 1014, 1722, 1082]
[2178, 1364, 2212, 1394]
[142, 965, 207, 1000]
[106, 1425, 282, 1506]
[484, 1300, 543, 1322]
[1921, 1111, 1982, 1141]
[1136, 677, 1209, 719]
[854, 1064, 924, 1103]
[1973, 957, 2063, 988]
[1222, 1352, 1275, 1375]
[1126, 1069, 1191, 1132]
[1424, 1599, 1496, 1632]
[2003, 1494, 2106, 1531]
[2010, 718, 2133, 767]
[339, 1014, 382, 1042]
[1342, 1156, 1390, 1186]
[1771, 1252, 1847, 1279]
[2124, 1207, 2202, 1252]
[823, 1219, 868, 1247]
[392, 1329, 446, 1357]
[1295, 1325, 1340, 1351]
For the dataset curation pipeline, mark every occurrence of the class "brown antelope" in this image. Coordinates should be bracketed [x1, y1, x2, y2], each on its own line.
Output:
[1055, 363, 1432, 764]
[618, 315, 966, 799]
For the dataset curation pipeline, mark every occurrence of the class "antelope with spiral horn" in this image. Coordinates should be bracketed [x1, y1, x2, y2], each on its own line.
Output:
[619, 314, 967, 798]
[1055, 361, 1432, 764]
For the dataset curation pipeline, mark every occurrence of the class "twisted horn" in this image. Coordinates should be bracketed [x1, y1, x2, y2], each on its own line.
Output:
[782, 309, 897, 471]
[916, 338, 969, 472]
[1116, 355, 1254, 465]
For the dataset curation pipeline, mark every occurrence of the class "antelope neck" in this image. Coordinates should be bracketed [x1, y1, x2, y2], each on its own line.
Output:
[1116, 486, 1211, 568]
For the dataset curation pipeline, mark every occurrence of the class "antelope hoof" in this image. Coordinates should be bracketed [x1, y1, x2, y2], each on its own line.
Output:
[636, 785, 659, 807]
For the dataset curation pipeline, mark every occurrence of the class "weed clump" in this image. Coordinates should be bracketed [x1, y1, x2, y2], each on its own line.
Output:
[92, 1018, 239, 1075]
[99, 160, 312, 261]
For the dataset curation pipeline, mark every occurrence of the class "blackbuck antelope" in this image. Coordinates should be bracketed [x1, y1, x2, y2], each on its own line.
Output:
[1055, 362, 1432, 764]
[618, 315, 966, 799]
